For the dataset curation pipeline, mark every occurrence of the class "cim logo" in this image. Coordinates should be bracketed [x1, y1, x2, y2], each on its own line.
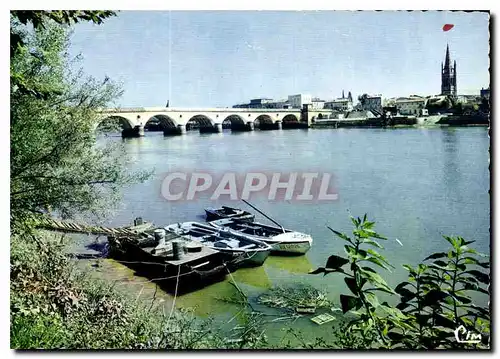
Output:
[454, 325, 482, 344]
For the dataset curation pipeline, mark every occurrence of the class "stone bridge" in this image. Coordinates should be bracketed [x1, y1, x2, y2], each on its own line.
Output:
[97, 106, 335, 137]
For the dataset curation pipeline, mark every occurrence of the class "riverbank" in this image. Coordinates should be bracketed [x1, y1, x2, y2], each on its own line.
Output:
[311, 113, 489, 128]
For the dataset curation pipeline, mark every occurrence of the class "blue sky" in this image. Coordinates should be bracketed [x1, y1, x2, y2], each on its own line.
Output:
[69, 11, 490, 108]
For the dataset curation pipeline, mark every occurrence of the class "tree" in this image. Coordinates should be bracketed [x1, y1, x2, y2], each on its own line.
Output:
[10, 12, 150, 227]
[358, 94, 368, 107]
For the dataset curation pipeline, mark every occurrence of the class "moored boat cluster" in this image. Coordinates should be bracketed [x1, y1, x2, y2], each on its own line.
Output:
[107, 205, 313, 294]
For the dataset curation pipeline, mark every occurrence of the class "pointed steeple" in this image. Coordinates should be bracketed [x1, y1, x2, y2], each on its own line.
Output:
[444, 44, 451, 69]
[342, 90, 345, 99]
[348, 91, 352, 102]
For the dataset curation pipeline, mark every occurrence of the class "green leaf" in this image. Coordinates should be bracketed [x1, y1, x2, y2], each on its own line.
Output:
[344, 245, 368, 260]
[325, 255, 350, 270]
[387, 331, 405, 341]
[415, 313, 432, 326]
[309, 267, 344, 276]
[364, 257, 392, 271]
[340, 294, 361, 314]
[353, 229, 369, 239]
[309, 267, 326, 275]
[327, 226, 352, 243]
[364, 292, 379, 308]
[396, 301, 412, 311]
[453, 294, 472, 304]
[432, 260, 449, 267]
[461, 256, 479, 265]
[394, 281, 412, 292]
[477, 261, 490, 269]
[344, 277, 362, 295]
[465, 270, 490, 284]
[366, 249, 394, 268]
[361, 238, 383, 248]
[395, 287, 416, 302]
[402, 264, 417, 275]
[361, 266, 377, 274]
[368, 231, 387, 240]
[443, 235, 458, 248]
[462, 282, 489, 295]
[363, 221, 375, 230]
[366, 287, 397, 295]
[433, 313, 456, 328]
[359, 268, 395, 294]
[422, 289, 449, 306]
[424, 252, 447, 261]
[465, 305, 490, 320]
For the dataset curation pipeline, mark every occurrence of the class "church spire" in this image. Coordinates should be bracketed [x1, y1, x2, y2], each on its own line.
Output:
[444, 43, 451, 69]
[441, 44, 457, 97]
[342, 90, 345, 99]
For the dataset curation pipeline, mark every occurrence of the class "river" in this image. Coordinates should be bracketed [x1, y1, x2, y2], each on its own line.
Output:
[79, 126, 489, 345]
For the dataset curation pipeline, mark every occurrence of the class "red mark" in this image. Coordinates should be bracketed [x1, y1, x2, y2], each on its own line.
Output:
[443, 24, 454, 32]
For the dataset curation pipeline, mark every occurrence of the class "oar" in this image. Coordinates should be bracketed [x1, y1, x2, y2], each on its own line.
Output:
[241, 199, 286, 233]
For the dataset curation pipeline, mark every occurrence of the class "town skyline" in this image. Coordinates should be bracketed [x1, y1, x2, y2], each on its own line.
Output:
[69, 11, 490, 108]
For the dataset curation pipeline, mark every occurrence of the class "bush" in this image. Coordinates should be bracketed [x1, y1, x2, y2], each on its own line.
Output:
[10, 231, 273, 349]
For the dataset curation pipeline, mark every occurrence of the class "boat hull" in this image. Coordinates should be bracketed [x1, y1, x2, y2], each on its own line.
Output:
[164, 222, 271, 268]
[208, 220, 313, 255]
[106, 236, 230, 294]
[267, 239, 312, 255]
[240, 234, 312, 255]
[205, 209, 255, 222]
[227, 248, 271, 267]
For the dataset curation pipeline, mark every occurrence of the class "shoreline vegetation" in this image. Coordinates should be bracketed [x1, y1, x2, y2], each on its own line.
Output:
[10, 11, 490, 350]
[11, 219, 491, 349]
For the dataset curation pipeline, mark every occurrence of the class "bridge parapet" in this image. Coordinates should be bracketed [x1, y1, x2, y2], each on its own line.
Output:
[100, 107, 303, 114]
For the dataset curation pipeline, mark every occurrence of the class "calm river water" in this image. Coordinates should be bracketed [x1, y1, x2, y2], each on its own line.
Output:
[82, 126, 489, 345]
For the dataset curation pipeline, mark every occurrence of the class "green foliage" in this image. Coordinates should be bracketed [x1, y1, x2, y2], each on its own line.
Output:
[425, 96, 453, 114]
[311, 215, 490, 350]
[10, 13, 151, 226]
[10, 231, 270, 349]
[10, 11, 116, 97]
[393, 236, 490, 349]
[11, 232, 157, 349]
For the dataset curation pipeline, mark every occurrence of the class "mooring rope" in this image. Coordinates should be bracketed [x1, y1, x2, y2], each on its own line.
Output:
[166, 264, 182, 328]
[34, 216, 153, 237]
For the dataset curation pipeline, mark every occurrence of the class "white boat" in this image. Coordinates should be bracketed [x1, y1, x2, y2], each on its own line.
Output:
[208, 218, 313, 255]
[164, 221, 271, 267]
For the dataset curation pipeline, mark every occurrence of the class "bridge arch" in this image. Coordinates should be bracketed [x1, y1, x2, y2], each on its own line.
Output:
[222, 114, 246, 125]
[187, 114, 216, 128]
[254, 114, 274, 125]
[282, 114, 299, 123]
[97, 115, 134, 131]
[145, 114, 178, 130]
[254, 114, 275, 130]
